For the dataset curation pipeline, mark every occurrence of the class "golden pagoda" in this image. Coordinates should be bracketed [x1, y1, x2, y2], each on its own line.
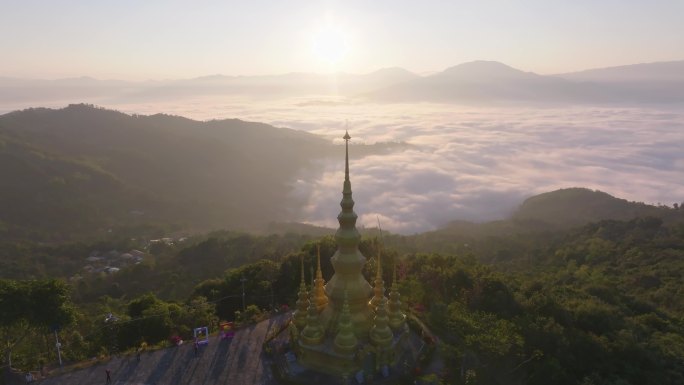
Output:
[292, 256, 309, 330]
[288, 131, 408, 377]
[312, 245, 329, 312]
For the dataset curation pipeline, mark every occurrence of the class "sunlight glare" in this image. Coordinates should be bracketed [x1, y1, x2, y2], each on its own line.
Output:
[312, 26, 349, 65]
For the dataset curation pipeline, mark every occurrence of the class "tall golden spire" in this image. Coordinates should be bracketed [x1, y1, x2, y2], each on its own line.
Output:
[317, 244, 323, 276]
[293, 255, 309, 330]
[324, 130, 372, 320]
[289, 129, 412, 377]
[313, 244, 329, 311]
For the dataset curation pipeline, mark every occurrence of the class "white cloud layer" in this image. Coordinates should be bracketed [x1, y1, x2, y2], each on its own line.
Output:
[186, 99, 684, 234]
[6, 96, 684, 234]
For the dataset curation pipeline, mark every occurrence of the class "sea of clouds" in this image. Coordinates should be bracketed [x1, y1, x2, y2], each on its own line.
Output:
[265, 100, 684, 233]
[4, 96, 684, 234]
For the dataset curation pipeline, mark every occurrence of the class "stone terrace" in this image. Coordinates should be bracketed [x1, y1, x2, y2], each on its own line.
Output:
[39, 316, 286, 385]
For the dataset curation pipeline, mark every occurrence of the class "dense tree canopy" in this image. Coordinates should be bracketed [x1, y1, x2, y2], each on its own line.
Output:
[0, 279, 76, 368]
[1, 214, 683, 384]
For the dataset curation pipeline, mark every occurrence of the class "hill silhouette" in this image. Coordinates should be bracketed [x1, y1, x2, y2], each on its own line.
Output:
[369, 60, 684, 104]
[0, 105, 338, 240]
[0, 129, 146, 240]
[393, 188, 681, 264]
[556, 60, 684, 83]
[511, 187, 669, 227]
[3, 60, 683, 108]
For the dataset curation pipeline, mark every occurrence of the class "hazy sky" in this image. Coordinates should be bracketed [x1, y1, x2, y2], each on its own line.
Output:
[1, 0, 683, 79]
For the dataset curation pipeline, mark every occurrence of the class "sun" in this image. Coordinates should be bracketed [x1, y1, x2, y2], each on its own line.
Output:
[312, 26, 349, 65]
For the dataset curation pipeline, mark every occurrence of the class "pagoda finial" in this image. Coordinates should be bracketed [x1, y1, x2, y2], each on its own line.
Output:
[313, 244, 329, 311]
[316, 244, 323, 279]
[310, 265, 315, 290]
[343, 130, 351, 183]
[294, 255, 310, 330]
[376, 242, 383, 281]
[376, 216, 385, 282]
[370, 241, 386, 309]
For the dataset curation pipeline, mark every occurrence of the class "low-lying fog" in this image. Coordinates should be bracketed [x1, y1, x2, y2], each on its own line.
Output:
[6, 96, 684, 234]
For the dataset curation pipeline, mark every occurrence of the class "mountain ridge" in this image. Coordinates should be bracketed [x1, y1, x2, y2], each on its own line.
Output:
[3, 59, 684, 106]
[555, 60, 684, 82]
[0, 105, 335, 241]
[511, 187, 674, 227]
[4, 59, 683, 83]
[369, 60, 684, 104]
[261, 187, 682, 238]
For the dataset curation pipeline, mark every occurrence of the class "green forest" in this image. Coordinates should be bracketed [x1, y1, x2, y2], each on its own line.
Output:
[2, 199, 684, 385]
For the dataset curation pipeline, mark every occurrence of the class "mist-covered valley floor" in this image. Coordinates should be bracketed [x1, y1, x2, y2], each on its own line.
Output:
[19, 97, 683, 234]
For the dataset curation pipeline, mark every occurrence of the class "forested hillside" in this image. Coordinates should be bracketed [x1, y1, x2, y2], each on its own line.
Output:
[2, 191, 683, 384]
[512, 188, 673, 227]
[0, 105, 337, 241]
[400, 215, 684, 385]
[382, 188, 683, 268]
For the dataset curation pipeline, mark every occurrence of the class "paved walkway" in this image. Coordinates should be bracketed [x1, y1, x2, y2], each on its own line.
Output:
[40, 316, 286, 385]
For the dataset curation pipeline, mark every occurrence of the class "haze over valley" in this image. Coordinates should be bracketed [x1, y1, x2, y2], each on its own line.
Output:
[2, 59, 683, 235]
[1, 86, 683, 235]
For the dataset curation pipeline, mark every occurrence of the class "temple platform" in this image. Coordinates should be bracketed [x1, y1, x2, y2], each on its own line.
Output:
[268, 322, 428, 384]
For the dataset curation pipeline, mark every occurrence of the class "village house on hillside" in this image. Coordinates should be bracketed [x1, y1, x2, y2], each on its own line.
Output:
[82, 249, 145, 274]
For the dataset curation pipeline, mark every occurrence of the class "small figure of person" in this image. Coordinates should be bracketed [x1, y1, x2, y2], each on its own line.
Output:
[194, 340, 199, 356]
[105, 368, 112, 384]
[25, 372, 33, 384]
[136, 347, 141, 362]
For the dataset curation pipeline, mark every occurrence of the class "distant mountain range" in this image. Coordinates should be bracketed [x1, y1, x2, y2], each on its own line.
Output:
[555, 61, 684, 83]
[0, 68, 419, 105]
[369, 60, 684, 104]
[2, 60, 683, 106]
